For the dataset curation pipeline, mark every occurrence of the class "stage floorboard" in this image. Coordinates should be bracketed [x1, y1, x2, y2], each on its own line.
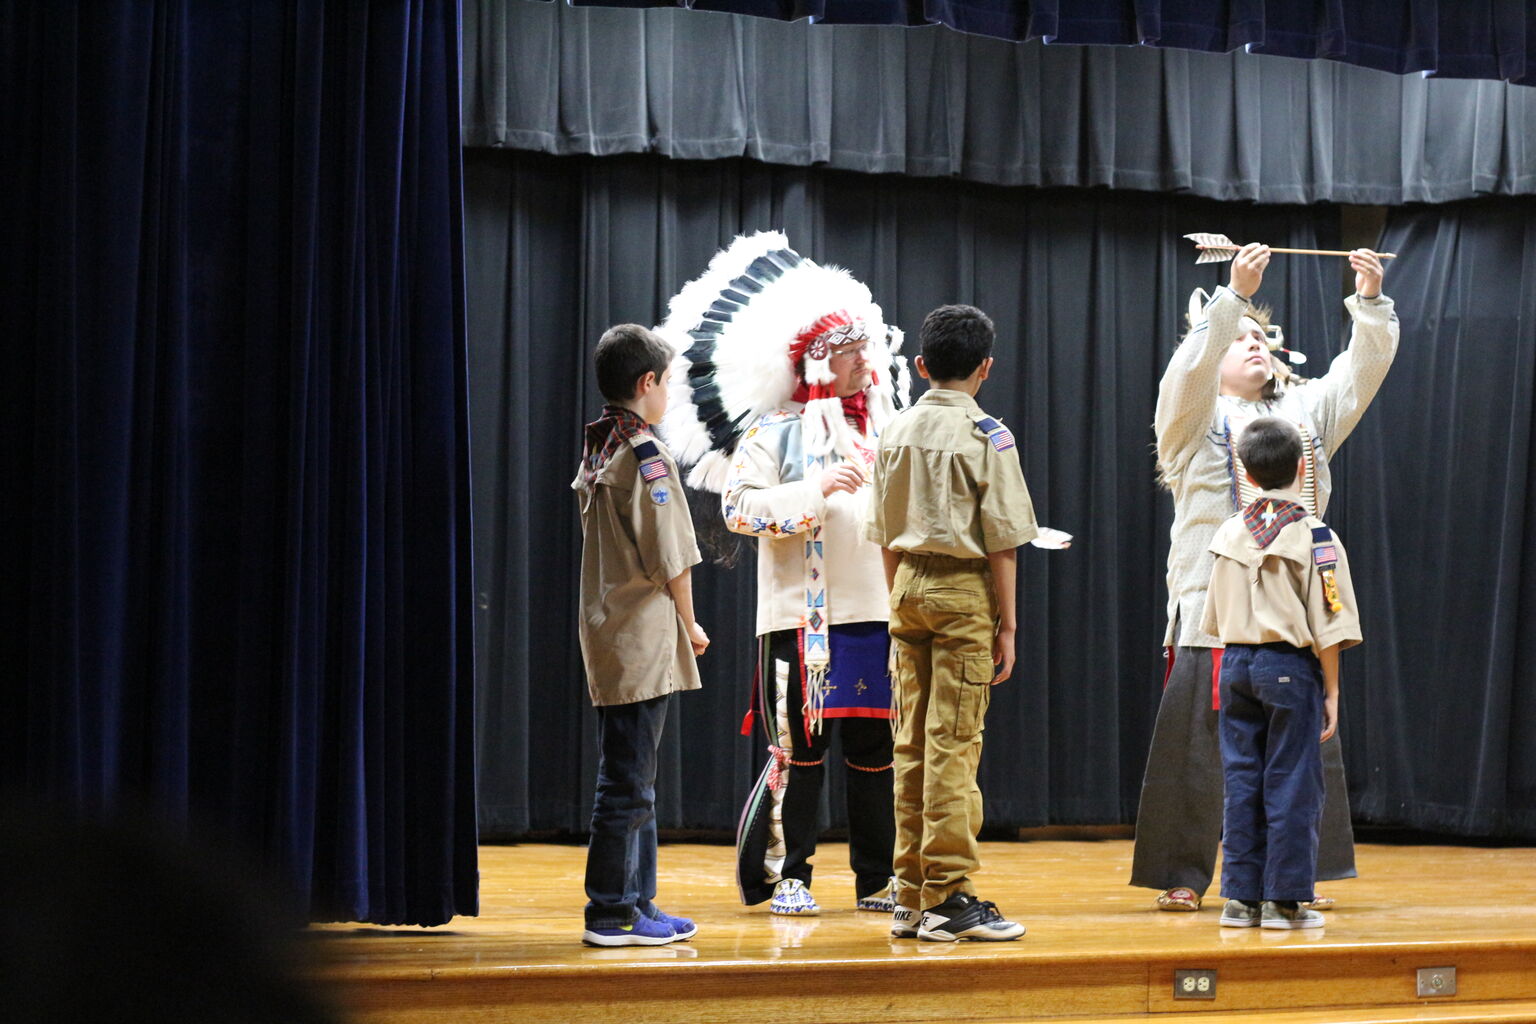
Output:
[310, 840, 1536, 1023]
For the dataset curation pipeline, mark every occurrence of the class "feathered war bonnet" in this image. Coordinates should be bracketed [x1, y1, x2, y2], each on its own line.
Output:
[658, 231, 911, 492]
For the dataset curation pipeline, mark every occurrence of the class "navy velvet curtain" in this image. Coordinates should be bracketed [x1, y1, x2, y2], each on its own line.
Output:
[549, 0, 1536, 83]
[0, 2, 477, 926]
[1337, 200, 1536, 837]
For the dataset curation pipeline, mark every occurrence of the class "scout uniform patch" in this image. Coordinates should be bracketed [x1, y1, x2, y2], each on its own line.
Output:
[629, 436, 673, 505]
[972, 413, 1016, 452]
[1311, 525, 1344, 612]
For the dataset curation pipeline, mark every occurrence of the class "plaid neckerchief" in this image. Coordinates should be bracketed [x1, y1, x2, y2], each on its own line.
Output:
[582, 405, 649, 486]
[1242, 496, 1307, 548]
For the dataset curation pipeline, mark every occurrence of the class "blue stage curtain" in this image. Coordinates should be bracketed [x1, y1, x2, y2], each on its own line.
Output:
[467, 2, 1536, 203]
[0, 1, 478, 926]
[546, 0, 1536, 84]
[1336, 199, 1536, 837]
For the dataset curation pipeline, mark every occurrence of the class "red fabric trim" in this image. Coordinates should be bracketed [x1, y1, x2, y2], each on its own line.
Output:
[740, 637, 763, 736]
[820, 707, 893, 720]
[1210, 647, 1224, 711]
[1162, 646, 1175, 689]
[789, 310, 857, 361]
[789, 383, 871, 433]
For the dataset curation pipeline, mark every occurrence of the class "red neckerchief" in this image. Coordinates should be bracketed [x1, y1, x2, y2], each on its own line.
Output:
[1242, 496, 1307, 548]
[790, 383, 870, 435]
[582, 405, 648, 486]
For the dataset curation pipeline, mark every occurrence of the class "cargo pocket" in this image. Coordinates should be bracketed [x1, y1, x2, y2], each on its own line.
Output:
[953, 652, 995, 741]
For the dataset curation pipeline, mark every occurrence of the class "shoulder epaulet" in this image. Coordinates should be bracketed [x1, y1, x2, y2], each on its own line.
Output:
[627, 433, 678, 505]
[1310, 523, 1344, 613]
[970, 412, 1016, 453]
[1309, 525, 1337, 568]
[626, 434, 672, 485]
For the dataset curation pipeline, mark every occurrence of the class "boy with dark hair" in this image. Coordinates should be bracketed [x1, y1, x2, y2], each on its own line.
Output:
[1201, 416, 1362, 930]
[865, 304, 1039, 941]
[573, 323, 710, 946]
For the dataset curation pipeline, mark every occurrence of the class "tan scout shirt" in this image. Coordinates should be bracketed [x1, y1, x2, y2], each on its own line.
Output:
[571, 435, 702, 707]
[864, 389, 1038, 558]
[1199, 491, 1364, 659]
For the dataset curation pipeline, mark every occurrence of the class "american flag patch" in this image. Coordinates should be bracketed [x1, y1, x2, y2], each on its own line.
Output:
[990, 427, 1015, 452]
[1313, 545, 1337, 566]
[639, 458, 668, 482]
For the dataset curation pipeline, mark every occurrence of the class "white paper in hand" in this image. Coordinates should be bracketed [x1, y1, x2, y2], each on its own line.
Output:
[1029, 527, 1073, 550]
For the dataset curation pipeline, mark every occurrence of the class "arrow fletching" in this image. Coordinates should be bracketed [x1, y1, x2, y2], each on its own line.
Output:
[1184, 232, 1240, 263]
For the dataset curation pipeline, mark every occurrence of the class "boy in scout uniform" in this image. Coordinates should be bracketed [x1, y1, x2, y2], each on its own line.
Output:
[1200, 417, 1362, 930]
[865, 304, 1038, 942]
[572, 324, 711, 946]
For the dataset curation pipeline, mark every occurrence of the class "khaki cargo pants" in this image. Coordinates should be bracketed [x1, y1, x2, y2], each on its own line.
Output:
[888, 552, 997, 911]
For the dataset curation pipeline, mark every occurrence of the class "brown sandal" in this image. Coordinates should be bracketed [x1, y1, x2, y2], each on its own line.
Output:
[1157, 887, 1202, 911]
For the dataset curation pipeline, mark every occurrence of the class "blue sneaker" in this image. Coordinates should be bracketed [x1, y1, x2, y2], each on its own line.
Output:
[582, 914, 676, 947]
[648, 908, 697, 941]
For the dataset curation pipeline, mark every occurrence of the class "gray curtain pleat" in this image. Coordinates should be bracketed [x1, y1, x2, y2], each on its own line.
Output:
[464, 1, 1536, 203]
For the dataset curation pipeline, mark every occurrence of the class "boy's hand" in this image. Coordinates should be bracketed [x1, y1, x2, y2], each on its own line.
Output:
[687, 621, 710, 657]
[1228, 242, 1269, 298]
[820, 462, 864, 497]
[992, 626, 1016, 684]
[1320, 692, 1339, 742]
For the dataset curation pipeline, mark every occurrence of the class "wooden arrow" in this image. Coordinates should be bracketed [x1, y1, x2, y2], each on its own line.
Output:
[1184, 233, 1397, 264]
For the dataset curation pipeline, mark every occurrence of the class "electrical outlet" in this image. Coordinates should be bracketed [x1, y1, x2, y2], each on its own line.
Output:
[1173, 968, 1218, 1000]
[1417, 966, 1457, 997]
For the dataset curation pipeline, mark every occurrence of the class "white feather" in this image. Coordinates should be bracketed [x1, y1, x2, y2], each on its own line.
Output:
[655, 230, 901, 491]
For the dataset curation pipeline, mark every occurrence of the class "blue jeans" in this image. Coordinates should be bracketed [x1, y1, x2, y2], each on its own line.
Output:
[1219, 643, 1325, 903]
[584, 694, 671, 927]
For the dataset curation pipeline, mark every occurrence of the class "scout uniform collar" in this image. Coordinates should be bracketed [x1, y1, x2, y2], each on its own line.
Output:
[916, 388, 981, 411]
[581, 405, 650, 487]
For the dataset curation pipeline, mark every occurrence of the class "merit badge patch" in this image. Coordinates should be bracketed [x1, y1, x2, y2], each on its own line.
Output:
[649, 483, 671, 506]
[639, 458, 668, 483]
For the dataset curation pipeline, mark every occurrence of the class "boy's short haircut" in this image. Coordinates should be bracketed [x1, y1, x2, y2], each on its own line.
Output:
[595, 324, 674, 403]
[1238, 416, 1304, 491]
[919, 305, 995, 381]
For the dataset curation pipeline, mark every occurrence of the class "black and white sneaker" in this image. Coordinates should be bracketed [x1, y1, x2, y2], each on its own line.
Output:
[890, 906, 919, 938]
[917, 892, 1025, 942]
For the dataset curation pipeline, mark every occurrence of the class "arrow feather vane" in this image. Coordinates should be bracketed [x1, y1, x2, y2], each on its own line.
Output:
[1184, 233, 1243, 264]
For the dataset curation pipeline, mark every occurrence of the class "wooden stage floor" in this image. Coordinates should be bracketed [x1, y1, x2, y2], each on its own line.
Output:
[310, 839, 1536, 1023]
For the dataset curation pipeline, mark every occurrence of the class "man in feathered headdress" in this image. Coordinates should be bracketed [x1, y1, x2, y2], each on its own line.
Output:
[658, 232, 910, 916]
